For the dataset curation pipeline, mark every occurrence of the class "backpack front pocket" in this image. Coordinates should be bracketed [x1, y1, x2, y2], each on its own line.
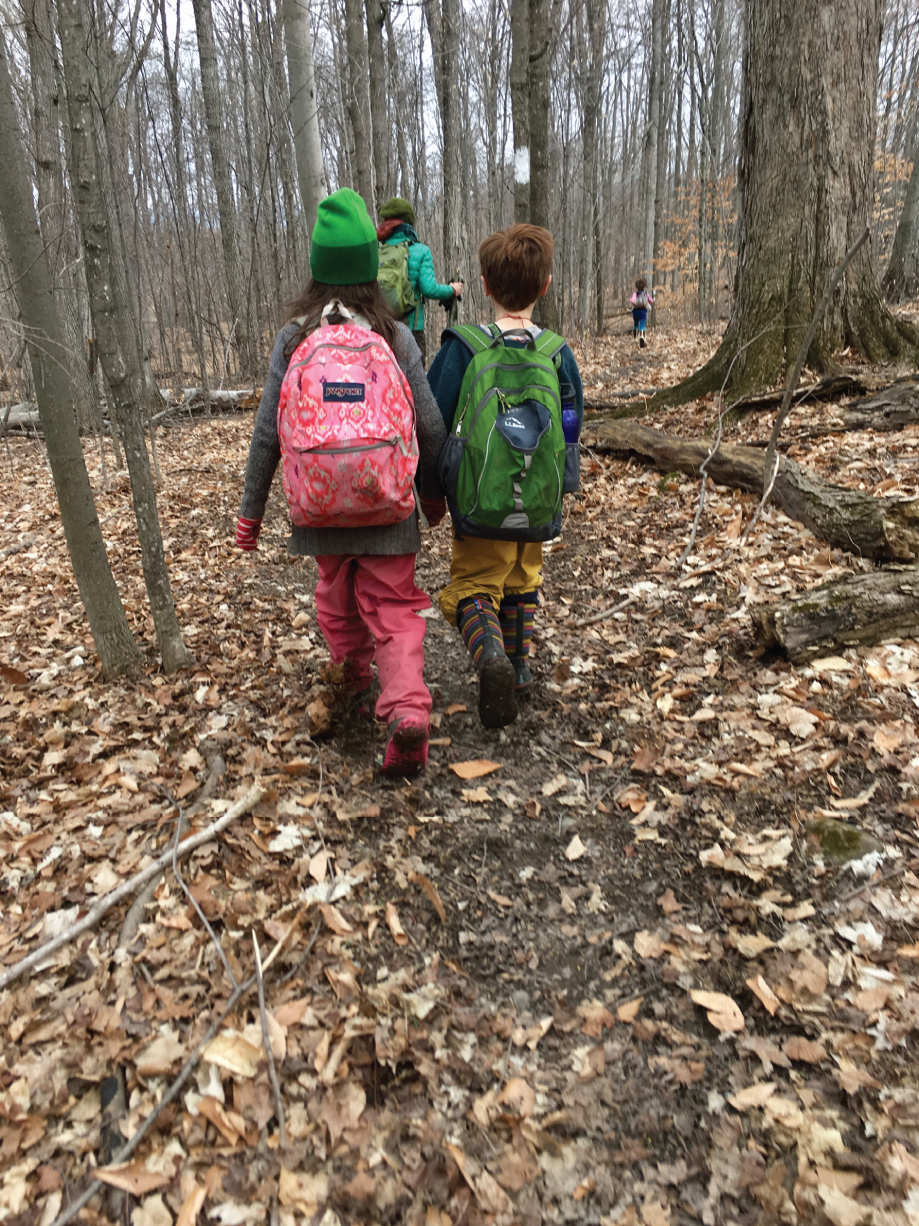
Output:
[494, 400, 551, 452]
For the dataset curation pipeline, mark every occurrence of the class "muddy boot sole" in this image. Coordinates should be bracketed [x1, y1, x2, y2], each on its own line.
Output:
[479, 655, 518, 728]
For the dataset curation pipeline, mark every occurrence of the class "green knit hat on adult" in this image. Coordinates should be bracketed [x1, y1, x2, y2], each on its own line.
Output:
[380, 196, 416, 226]
[310, 188, 379, 285]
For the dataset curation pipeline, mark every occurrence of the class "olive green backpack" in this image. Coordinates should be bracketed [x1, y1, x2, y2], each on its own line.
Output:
[377, 241, 418, 320]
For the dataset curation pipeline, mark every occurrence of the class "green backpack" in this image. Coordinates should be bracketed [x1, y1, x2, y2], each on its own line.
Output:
[438, 324, 567, 542]
[377, 241, 418, 320]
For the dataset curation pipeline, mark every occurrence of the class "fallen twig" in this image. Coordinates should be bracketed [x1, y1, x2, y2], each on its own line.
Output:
[50, 905, 293, 1226]
[172, 796, 238, 988]
[117, 756, 226, 951]
[50, 969, 258, 1226]
[253, 933, 287, 1145]
[0, 783, 262, 994]
[575, 594, 635, 627]
[830, 855, 919, 909]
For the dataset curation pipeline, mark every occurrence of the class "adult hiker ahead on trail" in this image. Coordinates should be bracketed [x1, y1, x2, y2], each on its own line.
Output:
[376, 196, 462, 366]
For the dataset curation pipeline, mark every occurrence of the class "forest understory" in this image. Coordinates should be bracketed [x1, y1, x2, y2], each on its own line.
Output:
[5, 318, 919, 1225]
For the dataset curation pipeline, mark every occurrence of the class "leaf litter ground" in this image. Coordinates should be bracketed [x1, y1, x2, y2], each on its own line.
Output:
[4, 322, 919, 1225]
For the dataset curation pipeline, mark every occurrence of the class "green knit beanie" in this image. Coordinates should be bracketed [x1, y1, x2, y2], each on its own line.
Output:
[310, 189, 379, 285]
[380, 196, 416, 226]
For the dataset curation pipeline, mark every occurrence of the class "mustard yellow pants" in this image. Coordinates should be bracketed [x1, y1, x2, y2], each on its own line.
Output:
[438, 535, 544, 624]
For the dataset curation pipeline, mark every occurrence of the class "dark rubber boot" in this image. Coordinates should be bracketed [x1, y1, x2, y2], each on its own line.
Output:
[457, 596, 517, 728]
[499, 592, 538, 695]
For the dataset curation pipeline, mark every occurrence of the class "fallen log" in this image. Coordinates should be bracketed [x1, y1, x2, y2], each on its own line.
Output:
[841, 380, 919, 431]
[2, 387, 259, 434]
[729, 374, 868, 415]
[150, 387, 259, 424]
[1, 402, 41, 431]
[753, 565, 919, 661]
[587, 419, 919, 562]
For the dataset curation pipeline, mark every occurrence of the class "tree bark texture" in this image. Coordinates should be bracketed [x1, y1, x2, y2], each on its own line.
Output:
[22, 0, 100, 433]
[366, 0, 389, 208]
[282, 0, 327, 240]
[641, 0, 664, 280]
[753, 566, 919, 661]
[509, 0, 529, 223]
[343, 0, 374, 203]
[191, 0, 254, 377]
[440, 0, 463, 282]
[528, 0, 559, 329]
[841, 381, 919, 431]
[581, 0, 604, 334]
[589, 419, 919, 562]
[59, 0, 193, 675]
[0, 25, 140, 679]
[656, 0, 918, 406]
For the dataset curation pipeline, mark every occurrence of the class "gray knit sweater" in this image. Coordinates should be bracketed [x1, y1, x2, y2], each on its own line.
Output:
[239, 319, 446, 556]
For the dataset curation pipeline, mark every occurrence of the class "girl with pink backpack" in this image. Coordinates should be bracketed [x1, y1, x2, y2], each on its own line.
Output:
[236, 189, 447, 776]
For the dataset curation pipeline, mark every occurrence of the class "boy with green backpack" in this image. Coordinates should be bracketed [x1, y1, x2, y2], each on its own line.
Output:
[427, 224, 584, 730]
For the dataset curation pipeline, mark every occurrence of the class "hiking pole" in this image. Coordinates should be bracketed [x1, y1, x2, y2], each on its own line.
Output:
[447, 265, 462, 328]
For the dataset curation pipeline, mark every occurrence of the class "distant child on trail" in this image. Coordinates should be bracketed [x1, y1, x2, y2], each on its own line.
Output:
[376, 197, 463, 367]
[630, 277, 654, 347]
[235, 188, 447, 777]
[428, 223, 583, 731]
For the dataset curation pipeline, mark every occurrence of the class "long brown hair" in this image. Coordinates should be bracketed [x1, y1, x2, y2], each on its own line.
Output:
[284, 279, 397, 358]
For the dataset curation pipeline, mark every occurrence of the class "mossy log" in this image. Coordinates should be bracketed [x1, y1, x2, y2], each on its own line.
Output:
[588, 419, 919, 562]
[753, 566, 919, 661]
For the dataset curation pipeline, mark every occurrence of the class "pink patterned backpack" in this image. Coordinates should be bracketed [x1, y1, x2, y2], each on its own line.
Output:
[277, 301, 418, 529]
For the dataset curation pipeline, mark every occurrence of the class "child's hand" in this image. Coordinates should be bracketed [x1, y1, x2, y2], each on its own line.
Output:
[419, 496, 447, 528]
[236, 516, 262, 551]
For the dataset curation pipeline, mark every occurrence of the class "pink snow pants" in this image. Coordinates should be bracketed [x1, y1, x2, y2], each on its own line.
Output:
[314, 554, 432, 726]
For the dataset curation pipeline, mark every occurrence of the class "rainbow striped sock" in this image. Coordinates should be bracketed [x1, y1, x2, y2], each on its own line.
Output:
[457, 596, 504, 670]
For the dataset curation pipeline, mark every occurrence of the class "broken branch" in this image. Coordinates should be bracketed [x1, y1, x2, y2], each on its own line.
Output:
[0, 783, 263, 994]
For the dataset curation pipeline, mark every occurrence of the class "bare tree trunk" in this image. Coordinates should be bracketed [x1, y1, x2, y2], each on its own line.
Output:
[642, 0, 664, 280]
[191, 0, 254, 376]
[0, 25, 140, 679]
[384, 4, 410, 196]
[366, 0, 388, 207]
[156, 0, 210, 404]
[659, 0, 918, 406]
[444, 0, 463, 274]
[282, 0, 327, 240]
[343, 0, 374, 202]
[59, 0, 193, 675]
[22, 0, 100, 434]
[528, 0, 558, 329]
[882, 50, 919, 303]
[509, 0, 529, 222]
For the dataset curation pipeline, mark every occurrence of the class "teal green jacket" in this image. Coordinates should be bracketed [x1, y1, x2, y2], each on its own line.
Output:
[380, 223, 455, 330]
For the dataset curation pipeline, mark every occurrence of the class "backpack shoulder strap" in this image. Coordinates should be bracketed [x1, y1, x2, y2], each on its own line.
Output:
[441, 324, 497, 357]
[532, 329, 567, 361]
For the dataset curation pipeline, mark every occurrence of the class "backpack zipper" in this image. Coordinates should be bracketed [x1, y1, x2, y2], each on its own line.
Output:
[295, 436, 410, 457]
